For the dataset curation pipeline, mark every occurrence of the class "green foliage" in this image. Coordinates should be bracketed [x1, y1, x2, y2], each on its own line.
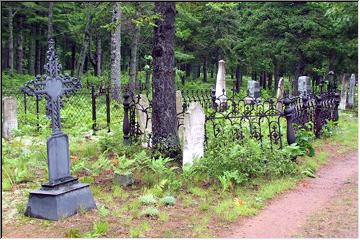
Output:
[322, 120, 338, 138]
[64, 229, 82, 238]
[139, 194, 157, 205]
[160, 196, 176, 206]
[296, 126, 315, 157]
[98, 205, 110, 217]
[141, 207, 160, 218]
[85, 221, 109, 238]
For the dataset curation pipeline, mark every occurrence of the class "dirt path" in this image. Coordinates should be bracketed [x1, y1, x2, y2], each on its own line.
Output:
[220, 150, 358, 238]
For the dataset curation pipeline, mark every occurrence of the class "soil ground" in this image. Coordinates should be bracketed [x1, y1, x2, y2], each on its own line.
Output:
[219, 150, 358, 238]
[2, 144, 358, 238]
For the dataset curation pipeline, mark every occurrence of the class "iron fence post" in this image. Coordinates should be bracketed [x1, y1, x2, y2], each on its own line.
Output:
[91, 85, 97, 135]
[314, 95, 322, 138]
[302, 95, 309, 124]
[123, 92, 131, 144]
[106, 86, 111, 133]
[211, 88, 217, 110]
[284, 97, 296, 145]
[333, 92, 340, 123]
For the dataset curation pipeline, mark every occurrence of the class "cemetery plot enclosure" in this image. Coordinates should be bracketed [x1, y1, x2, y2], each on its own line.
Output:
[123, 85, 341, 153]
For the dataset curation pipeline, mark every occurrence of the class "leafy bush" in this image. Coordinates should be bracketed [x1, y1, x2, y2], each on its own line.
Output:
[141, 207, 160, 218]
[160, 196, 176, 206]
[295, 125, 315, 156]
[139, 194, 157, 205]
[197, 125, 297, 188]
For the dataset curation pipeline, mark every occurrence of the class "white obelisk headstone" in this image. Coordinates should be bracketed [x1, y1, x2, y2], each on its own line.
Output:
[215, 60, 227, 105]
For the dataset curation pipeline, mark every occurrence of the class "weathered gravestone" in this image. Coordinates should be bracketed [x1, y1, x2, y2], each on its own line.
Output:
[135, 94, 152, 148]
[176, 90, 185, 145]
[244, 80, 260, 103]
[347, 73, 355, 108]
[215, 60, 227, 106]
[23, 39, 96, 220]
[2, 96, 18, 139]
[298, 76, 311, 97]
[182, 102, 205, 166]
[339, 74, 349, 110]
[327, 71, 337, 92]
[276, 77, 285, 111]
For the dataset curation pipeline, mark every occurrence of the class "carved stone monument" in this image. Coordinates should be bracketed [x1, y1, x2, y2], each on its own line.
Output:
[2, 96, 18, 139]
[276, 77, 285, 111]
[215, 60, 227, 106]
[347, 73, 355, 108]
[244, 80, 260, 104]
[135, 94, 152, 147]
[182, 103, 205, 166]
[23, 39, 96, 220]
[339, 74, 349, 110]
[176, 90, 185, 145]
[298, 76, 311, 97]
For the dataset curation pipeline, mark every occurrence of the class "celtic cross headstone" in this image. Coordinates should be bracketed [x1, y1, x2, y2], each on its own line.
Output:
[24, 39, 96, 220]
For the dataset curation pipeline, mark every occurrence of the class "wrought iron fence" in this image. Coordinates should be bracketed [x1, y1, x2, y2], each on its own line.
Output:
[123, 87, 341, 152]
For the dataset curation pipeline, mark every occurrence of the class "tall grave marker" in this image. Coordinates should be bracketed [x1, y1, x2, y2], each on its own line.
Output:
[182, 103, 205, 166]
[2, 96, 18, 139]
[298, 76, 311, 97]
[23, 39, 96, 220]
[244, 80, 260, 104]
[215, 60, 227, 107]
[347, 74, 355, 108]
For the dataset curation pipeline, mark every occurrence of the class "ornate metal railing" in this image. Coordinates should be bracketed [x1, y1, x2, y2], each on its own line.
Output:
[123, 88, 340, 151]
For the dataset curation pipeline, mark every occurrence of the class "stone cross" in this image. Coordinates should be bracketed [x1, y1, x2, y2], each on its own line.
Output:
[24, 39, 95, 221]
[276, 77, 285, 111]
[182, 102, 205, 166]
[215, 60, 227, 104]
[2, 96, 18, 139]
[347, 73, 355, 108]
[298, 76, 311, 97]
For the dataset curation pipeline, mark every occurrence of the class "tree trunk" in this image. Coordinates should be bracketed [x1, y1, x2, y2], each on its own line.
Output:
[29, 25, 36, 75]
[8, 7, 14, 74]
[16, 15, 24, 74]
[152, 2, 180, 157]
[203, 58, 208, 82]
[235, 64, 241, 93]
[75, 14, 92, 78]
[35, 29, 41, 75]
[185, 63, 191, 77]
[96, 37, 102, 76]
[110, 2, 121, 100]
[88, 33, 98, 75]
[48, 2, 54, 40]
[71, 43, 76, 76]
[129, 3, 141, 92]
[274, 60, 280, 93]
[294, 52, 306, 95]
[267, 72, 272, 92]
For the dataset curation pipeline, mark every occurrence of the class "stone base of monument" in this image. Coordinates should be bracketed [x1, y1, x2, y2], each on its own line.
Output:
[24, 179, 96, 221]
[244, 97, 261, 104]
